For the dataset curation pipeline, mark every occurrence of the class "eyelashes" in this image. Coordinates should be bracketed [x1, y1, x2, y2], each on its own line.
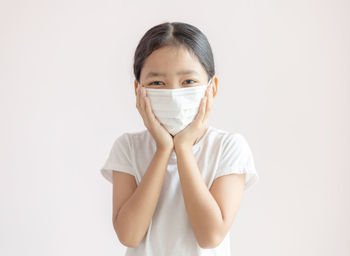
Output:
[184, 79, 196, 85]
[149, 81, 163, 86]
[149, 79, 197, 86]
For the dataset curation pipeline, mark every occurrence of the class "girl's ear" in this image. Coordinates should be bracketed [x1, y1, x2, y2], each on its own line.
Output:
[211, 75, 218, 98]
[134, 80, 139, 96]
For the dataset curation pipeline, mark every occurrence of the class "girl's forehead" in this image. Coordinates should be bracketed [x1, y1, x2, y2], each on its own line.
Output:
[145, 46, 198, 64]
[140, 47, 206, 79]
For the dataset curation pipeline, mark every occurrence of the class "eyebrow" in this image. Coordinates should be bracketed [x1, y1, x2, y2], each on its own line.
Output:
[145, 70, 199, 79]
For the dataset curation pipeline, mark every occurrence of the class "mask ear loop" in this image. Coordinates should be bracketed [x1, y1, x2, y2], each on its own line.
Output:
[209, 77, 214, 87]
[207, 77, 213, 95]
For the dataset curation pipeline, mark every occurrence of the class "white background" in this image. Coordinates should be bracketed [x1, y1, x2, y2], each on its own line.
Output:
[1, 0, 349, 255]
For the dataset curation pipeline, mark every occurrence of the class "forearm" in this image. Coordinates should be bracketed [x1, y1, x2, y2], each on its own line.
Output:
[175, 146, 224, 248]
[115, 147, 172, 247]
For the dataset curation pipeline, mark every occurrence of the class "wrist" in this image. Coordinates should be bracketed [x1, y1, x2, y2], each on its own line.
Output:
[156, 145, 174, 154]
[174, 142, 192, 153]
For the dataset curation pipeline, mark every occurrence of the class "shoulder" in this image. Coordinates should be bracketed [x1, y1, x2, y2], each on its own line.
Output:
[207, 127, 254, 162]
[113, 128, 150, 146]
[110, 128, 156, 157]
[208, 126, 248, 146]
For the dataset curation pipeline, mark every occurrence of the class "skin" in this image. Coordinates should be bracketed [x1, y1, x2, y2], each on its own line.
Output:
[134, 45, 219, 151]
[113, 45, 246, 249]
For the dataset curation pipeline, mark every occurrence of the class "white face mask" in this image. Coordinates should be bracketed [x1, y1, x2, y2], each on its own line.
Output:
[144, 77, 213, 136]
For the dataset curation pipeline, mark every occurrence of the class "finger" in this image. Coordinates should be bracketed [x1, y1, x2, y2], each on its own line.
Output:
[140, 87, 145, 109]
[203, 88, 212, 123]
[136, 83, 141, 110]
[140, 87, 149, 122]
[144, 95, 156, 123]
[197, 94, 207, 122]
[193, 95, 204, 122]
[137, 85, 148, 124]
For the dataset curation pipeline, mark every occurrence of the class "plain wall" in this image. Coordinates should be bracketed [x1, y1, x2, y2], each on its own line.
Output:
[1, 0, 349, 255]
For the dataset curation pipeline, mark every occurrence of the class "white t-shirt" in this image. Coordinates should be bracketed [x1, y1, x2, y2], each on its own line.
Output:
[100, 125, 259, 256]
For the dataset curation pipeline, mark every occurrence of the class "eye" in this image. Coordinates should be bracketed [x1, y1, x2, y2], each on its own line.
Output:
[183, 79, 197, 85]
[149, 81, 164, 86]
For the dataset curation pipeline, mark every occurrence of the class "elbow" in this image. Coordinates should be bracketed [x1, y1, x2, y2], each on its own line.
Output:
[198, 232, 223, 249]
[113, 219, 141, 248]
[118, 236, 140, 248]
[115, 227, 141, 248]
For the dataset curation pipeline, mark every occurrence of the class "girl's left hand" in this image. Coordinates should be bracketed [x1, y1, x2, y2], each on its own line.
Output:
[173, 85, 213, 149]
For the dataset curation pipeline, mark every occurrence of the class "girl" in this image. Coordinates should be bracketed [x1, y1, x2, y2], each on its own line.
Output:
[100, 22, 259, 256]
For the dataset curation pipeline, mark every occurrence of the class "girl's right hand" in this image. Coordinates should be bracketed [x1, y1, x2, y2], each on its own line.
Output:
[136, 83, 174, 151]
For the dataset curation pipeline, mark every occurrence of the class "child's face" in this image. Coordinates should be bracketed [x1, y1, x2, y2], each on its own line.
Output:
[137, 45, 215, 90]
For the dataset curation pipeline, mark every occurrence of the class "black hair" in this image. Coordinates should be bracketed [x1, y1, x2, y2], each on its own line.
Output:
[133, 22, 215, 84]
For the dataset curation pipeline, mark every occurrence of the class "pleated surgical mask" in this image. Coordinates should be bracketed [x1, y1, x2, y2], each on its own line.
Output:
[143, 77, 213, 136]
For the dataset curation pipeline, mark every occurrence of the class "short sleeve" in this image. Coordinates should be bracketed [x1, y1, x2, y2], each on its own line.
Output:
[100, 133, 136, 184]
[214, 133, 259, 191]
